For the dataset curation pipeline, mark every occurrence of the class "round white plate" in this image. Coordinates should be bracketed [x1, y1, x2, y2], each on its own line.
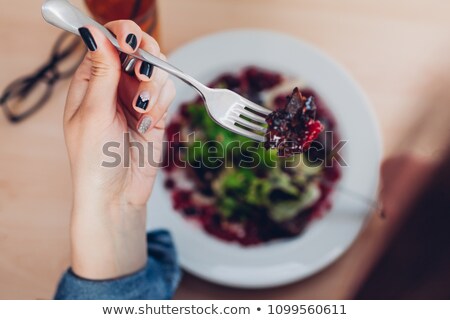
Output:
[147, 30, 381, 288]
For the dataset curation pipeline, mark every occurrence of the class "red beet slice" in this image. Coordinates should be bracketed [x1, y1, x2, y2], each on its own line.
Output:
[264, 88, 324, 157]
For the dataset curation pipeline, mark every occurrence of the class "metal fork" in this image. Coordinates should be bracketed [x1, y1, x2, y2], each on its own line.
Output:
[41, 0, 271, 142]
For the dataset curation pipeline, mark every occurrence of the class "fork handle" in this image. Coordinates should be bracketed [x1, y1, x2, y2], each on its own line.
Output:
[135, 48, 209, 97]
[41, 0, 210, 97]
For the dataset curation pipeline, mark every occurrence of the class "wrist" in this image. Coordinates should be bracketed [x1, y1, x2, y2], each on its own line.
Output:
[70, 199, 148, 280]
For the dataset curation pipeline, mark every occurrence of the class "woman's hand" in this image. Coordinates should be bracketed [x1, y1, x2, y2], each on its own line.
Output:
[64, 21, 175, 280]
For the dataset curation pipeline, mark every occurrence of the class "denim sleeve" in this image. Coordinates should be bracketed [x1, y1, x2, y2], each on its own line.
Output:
[54, 230, 181, 300]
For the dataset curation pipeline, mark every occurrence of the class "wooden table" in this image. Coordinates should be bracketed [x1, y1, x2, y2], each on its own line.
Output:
[1, 0, 449, 299]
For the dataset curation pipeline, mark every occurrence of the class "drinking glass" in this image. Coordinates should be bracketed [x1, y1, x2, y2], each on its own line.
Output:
[84, 0, 159, 41]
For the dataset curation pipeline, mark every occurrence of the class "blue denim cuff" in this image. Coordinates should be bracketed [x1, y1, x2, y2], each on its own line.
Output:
[54, 230, 181, 300]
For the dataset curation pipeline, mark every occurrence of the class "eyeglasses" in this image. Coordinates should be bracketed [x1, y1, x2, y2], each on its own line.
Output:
[0, 32, 86, 123]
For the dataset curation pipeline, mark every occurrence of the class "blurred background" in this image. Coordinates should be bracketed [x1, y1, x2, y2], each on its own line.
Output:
[0, 0, 449, 299]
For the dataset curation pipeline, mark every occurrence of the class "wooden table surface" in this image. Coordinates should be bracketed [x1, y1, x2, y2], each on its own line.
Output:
[1, 0, 449, 299]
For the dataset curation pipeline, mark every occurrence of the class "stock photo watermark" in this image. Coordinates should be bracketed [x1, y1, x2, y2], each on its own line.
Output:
[101, 131, 348, 169]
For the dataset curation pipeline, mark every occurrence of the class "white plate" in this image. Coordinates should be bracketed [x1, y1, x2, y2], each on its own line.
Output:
[147, 30, 381, 288]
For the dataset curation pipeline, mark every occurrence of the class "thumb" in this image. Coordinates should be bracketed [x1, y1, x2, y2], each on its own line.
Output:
[78, 26, 121, 113]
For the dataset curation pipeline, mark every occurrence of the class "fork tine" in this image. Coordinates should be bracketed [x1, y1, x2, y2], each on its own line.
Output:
[229, 115, 266, 132]
[223, 121, 266, 142]
[241, 98, 272, 115]
[233, 107, 267, 124]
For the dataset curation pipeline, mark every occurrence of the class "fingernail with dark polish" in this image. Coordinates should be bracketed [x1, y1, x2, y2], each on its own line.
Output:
[78, 27, 97, 51]
[140, 62, 154, 78]
[136, 91, 150, 111]
[126, 33, 137, 50]
[138, 116, 152, 134]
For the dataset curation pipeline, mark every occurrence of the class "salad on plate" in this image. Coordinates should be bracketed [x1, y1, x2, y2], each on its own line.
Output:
[163, 67, 341, 246]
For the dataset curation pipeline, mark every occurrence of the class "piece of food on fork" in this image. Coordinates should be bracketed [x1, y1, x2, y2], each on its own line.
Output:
[264, 87, 324, 157]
